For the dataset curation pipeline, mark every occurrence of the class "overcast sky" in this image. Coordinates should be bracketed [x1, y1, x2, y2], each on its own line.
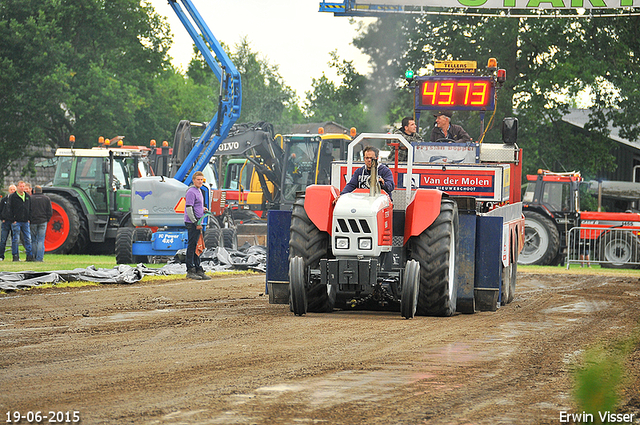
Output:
[149, 0, 374, 101]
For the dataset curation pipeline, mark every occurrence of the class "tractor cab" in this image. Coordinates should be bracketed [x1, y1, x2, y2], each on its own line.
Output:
[52, 147, 150, 214]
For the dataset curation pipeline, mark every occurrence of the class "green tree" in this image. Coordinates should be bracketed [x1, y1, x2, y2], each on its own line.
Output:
[187, 37, 303, 133]
[0, 0, 173, 177]
[304, 50, 369, 130]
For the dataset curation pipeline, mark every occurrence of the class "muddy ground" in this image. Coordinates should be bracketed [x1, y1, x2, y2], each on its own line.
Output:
[1, 270, 640, 425]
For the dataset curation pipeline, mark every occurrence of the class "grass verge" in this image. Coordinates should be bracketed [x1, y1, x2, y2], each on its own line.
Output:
[519, 263, 640, 277]
[572, 326, 640, 423]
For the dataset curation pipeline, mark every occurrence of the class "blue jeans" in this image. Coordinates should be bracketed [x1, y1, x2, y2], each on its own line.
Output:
[11, 222, 32, 258]
[0, 220, 11, 259]
[31, 223, 47, 261]
[185, 222, 202, 272]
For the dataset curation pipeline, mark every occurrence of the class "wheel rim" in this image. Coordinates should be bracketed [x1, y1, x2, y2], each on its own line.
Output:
[45, 201, 71, 252]
[603, 238, 632, 264]
[520, 221, 549, 265]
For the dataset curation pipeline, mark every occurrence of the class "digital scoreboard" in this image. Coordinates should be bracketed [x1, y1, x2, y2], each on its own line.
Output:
[414, 76, 495, 112]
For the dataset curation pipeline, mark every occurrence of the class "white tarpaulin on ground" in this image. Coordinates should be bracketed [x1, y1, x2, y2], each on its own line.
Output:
[0, 245, 267, 291]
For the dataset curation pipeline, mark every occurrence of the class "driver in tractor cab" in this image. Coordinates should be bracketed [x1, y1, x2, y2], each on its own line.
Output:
[430, 110, 471, 143]
[339, 146, 394, 201]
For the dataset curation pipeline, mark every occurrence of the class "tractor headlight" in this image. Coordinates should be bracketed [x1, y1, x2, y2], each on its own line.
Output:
[358, 237, 372, 250]
[335, 237, 349, 249]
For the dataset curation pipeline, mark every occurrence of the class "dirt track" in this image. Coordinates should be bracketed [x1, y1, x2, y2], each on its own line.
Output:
[1, 270, 639, 424]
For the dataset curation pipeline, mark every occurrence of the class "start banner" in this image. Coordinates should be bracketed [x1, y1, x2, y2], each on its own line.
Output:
[346, 0, 639, 9]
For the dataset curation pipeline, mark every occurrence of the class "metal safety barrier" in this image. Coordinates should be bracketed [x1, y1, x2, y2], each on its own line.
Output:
[566, 226, 640, 269]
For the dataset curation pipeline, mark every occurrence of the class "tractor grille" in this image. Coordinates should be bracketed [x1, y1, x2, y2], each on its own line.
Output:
[337, 218, 372, 234]
[220, 191, 226, 207]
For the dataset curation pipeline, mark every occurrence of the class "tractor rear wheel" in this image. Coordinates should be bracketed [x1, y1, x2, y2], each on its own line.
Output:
[170, 120, 194, 178]
[45, 193, 81, 254]
[401, 260, 420, 319]
[289, 195, 334, 313]
[519, 211, 560, 266]
[410, 199, 459, 317]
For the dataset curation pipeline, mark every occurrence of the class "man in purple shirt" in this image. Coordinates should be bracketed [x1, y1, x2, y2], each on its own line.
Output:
[184, 171, 211, 280]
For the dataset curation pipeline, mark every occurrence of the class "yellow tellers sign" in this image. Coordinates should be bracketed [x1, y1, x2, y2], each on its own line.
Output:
[434, 61, 477, 75]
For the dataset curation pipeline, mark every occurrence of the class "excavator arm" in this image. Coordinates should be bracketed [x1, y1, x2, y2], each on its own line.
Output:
[168, 0, 242, 186]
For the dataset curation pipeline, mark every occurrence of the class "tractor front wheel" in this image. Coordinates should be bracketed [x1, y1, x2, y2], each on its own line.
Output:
[598, 231, 639, 269]
[289, 195, 334, 313]
[289, 256, 307, 316]
[401, 260, 420, 319]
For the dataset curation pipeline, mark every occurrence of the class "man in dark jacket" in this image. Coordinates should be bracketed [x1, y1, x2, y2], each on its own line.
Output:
[30, 186, 52, 262]
[430, 110, 471, 142]
[340, 146, 394, 201]
[393, 116, 423, 162]
[9, 181, 33, 262]
[0, 184, 16, 261]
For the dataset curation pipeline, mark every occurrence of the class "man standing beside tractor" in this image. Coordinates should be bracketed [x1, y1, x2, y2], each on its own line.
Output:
[0, 184, 16, 261]
[184, 171, 211, 281]
[8, 181, 34, 262]
[30, 186, 52, 262]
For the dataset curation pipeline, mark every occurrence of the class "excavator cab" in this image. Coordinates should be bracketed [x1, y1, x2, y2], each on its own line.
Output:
[281, 133, 359, 204]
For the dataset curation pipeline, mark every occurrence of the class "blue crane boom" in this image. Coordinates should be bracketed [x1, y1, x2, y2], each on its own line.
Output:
[168, 0, 242, 185]
[116, 0, 242, 261]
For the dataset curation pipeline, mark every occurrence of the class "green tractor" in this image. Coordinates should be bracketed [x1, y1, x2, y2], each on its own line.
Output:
[43, 142, 154, 254]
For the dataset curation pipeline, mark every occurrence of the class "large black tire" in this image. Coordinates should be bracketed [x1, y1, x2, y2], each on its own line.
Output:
[289, 195, 334, 313]
[208, 217, 221, 229]
[221, 228, 238, 250]
[70, 212, 90, 254]
[45, 193, 81, 254]
[409, 199, 459, 317]
[289, 256, 308, 316]
[597, 231, 640, 269]
[501, 263, 515, 305]
[232, 209, 261, 223]
[519, 210, 560, 266]
[115, 227, 135, 264]
[401, 260, 420, 319]
[204, 228, 222, 249]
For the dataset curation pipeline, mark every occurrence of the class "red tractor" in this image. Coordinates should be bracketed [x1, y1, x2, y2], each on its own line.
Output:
[521, 170, 640, 267]
[268, 130, 524, 317]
